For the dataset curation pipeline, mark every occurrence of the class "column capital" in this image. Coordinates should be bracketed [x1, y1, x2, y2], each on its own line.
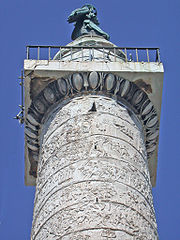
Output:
[24, 71, 160, 186]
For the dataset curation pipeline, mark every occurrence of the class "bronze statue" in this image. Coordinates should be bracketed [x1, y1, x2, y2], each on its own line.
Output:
[68, 4, 110, 40]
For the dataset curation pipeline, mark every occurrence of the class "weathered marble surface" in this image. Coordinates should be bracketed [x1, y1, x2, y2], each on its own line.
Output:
[25, 72, 160, 187]
[31, 96, 158, 240]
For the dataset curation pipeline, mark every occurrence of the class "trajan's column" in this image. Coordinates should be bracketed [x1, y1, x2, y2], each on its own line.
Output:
[23, 5, 164, 240]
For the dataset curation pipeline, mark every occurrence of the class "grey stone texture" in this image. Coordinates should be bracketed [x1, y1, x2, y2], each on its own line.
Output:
[31, 96, 158, 240]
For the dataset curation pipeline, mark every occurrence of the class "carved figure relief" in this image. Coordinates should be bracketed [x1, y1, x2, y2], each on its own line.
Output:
[31, 95, 158, 240]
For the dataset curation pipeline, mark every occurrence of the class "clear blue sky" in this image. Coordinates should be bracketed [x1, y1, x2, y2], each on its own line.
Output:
[0, 0, 180, 239]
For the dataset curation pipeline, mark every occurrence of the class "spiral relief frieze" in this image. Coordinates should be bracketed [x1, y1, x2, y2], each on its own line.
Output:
[30, 96, 158, 240]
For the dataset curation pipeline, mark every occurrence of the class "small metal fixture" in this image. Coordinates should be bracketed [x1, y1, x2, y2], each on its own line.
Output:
[14, 70, 24, 124]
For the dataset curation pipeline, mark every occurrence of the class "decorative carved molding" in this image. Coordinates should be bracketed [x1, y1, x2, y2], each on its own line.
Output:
[25, 72, 159, 177]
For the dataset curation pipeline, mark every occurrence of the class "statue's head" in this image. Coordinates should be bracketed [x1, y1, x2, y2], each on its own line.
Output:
[82, 4, 97, 16]
[67, 4, 98, 24]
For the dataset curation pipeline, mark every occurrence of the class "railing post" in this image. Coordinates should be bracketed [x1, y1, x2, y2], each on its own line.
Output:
[114, 48, 116, 62]
[125, 48, 127, 62]
[89, 48, 91, 61]
[48, 47, 51, 61]
[59, 47, 61, 61]
[26, 46, 29, 60]
[146, 49, 150, 62]
[136, 48, 139, 62]
[37, 47, 40, 60]
[156, 49, 161, 63]
[70, 47, 72, 61]
[92, 48, 94, 60]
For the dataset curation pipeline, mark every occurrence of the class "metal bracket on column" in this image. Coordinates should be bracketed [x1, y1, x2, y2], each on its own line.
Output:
[14, 70, 24, 124]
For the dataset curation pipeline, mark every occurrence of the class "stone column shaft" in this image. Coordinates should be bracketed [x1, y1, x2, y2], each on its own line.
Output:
[31, 95, 158, 240]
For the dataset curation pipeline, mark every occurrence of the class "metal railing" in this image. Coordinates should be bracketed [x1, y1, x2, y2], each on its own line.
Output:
[26, 45, 161, 63]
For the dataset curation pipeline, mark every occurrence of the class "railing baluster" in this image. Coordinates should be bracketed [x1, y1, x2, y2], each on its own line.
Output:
[114, 48, 116, 62]
[146, 49, 150, 62]
[125, 48, 127, 62]
[71, 47, 72, 61]
[136, 48, 139, 62]
[37, 47, 40, 60]
[26, 46, 29, 59]
[48, 47, 51, 60]
[157, 49, 161, 63]
[92, 48, 94, 60]
[89, 48, 91, 61]
[59, 47, 61, 60]
[103, 48, 105, 61]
